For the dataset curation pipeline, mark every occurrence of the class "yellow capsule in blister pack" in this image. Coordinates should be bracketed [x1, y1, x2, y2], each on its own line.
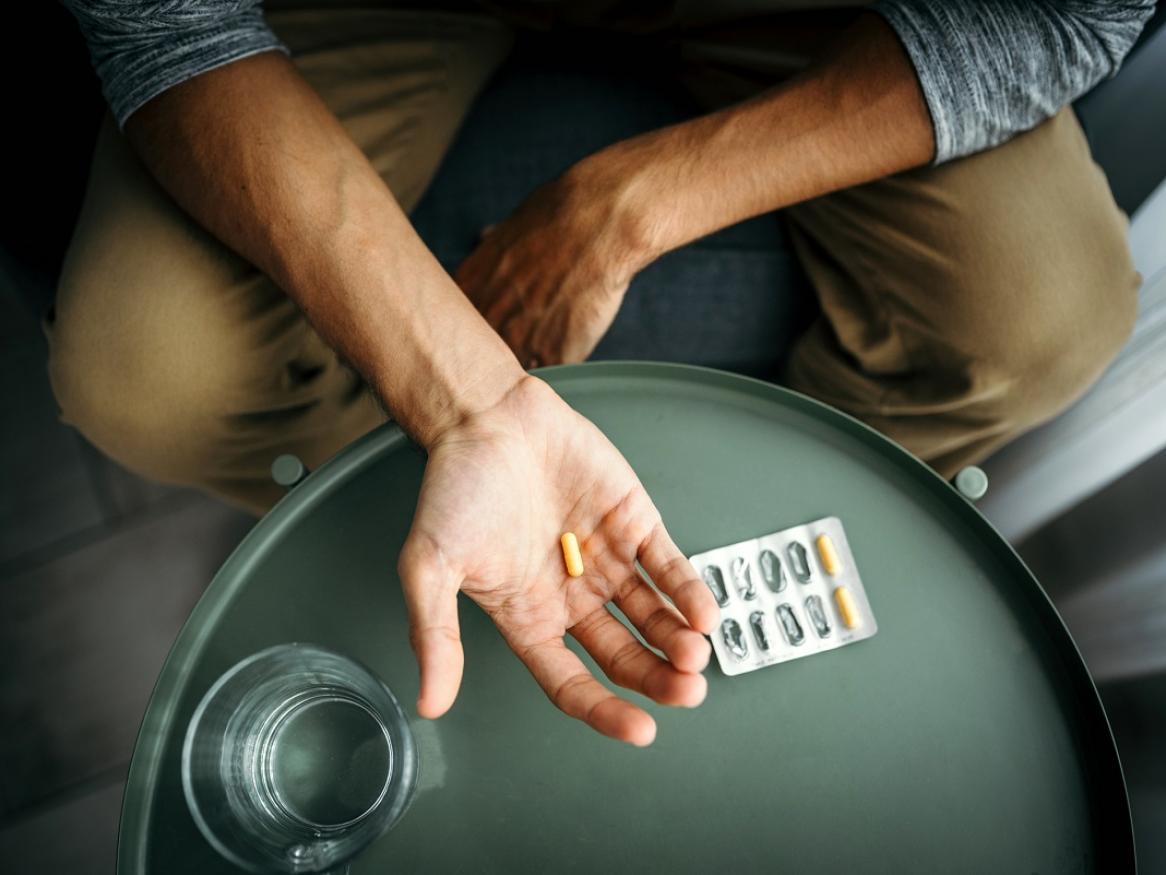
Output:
[816, 533, 843, 576]
[560, 532, 584, 578]
[833, 585, 861, 630]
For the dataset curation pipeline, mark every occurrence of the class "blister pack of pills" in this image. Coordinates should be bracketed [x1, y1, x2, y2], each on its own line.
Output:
[689, 516, 877, 676]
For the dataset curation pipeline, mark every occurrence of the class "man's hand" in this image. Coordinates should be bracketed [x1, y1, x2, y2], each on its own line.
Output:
[399, 375, 719, 745]
[455, 155, 659, 367]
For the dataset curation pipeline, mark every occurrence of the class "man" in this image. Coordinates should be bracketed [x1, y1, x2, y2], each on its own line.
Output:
[53, 1, 1152, 744]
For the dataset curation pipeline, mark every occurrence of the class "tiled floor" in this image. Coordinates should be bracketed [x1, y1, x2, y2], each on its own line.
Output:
[0, 781, 125, 874]
[0, 262, 253, 872]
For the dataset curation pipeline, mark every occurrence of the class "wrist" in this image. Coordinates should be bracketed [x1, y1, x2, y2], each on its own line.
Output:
[375, 343, 530, 452]
[577, 115, 732, 267]
[425, 372, 560, 450]
[350, 238, 531, 451]
[567, 140, 679, 276]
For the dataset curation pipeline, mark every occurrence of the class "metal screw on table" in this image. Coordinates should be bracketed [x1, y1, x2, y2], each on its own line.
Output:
[953, 465, 989, 502]
[271, 454, 309, 490]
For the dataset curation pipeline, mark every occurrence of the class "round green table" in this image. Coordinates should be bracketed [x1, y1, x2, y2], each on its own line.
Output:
[118, 363, 1133, 873]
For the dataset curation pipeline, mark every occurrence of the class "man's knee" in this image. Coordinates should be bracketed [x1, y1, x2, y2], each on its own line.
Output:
[941, 225, 1138, 432]
[47, 270, 265, 487]
[937, 112, 1139, 428]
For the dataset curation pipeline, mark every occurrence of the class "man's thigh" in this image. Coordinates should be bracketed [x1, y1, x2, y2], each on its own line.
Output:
[780, 106, 1138, 473]
[49, 8, 513, 511]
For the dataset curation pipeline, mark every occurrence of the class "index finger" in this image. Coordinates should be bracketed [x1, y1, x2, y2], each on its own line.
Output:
[517, 638, 657, 746]
[638, 522, 719, 635]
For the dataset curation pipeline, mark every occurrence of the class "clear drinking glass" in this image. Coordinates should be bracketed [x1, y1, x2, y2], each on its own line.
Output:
[182, 644, 417, 874]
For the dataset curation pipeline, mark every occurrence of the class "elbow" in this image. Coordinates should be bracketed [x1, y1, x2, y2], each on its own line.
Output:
[65, 1, 284, 128]
[1072, 2, 1158, 78]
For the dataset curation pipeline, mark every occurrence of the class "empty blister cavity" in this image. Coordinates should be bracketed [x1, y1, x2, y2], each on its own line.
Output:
[776, 603, 805, 646]
[759, 549, 786, 593]
[749, 610, 771, 652]
[786, 541, 812, 583]
[703, 565, 729, 607]
[721, 618, 748, 661]
[730, 556, 756, 601]
[804, 595, 832, 638]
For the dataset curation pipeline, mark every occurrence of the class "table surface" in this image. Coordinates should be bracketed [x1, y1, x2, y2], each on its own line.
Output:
[118, 363, 1132, 873]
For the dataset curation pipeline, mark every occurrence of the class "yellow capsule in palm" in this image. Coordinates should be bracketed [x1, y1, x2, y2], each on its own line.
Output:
[560, 532, 584, 578]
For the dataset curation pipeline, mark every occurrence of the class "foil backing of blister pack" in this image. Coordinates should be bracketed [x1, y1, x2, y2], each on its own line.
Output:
[689, 516, 877, 676]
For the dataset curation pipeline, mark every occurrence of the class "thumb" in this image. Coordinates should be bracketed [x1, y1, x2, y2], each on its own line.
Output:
[398, 536, 464, 719]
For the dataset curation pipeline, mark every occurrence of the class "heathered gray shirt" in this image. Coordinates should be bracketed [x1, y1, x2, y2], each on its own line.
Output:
[64, 1, 1155, 164]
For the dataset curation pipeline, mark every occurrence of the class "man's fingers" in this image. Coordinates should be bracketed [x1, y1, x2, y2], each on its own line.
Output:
[501, 307, 539, 363]
[571, 607, 707, 707]
[614, 579, 711, 674]
[520, 637, 657, 746]
[454, 245, 503, 311]
[398, 537, 464, 719]
[638, 523, 720, 635]
[546, 280, 628, 366]
[453, 249, 485, 298]
[527, 311, 573, 368]
[483, 285, 523, 332]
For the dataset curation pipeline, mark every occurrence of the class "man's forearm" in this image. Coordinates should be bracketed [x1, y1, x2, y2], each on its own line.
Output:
[126, 52, 525, 447]
[584, 13, 935, 261]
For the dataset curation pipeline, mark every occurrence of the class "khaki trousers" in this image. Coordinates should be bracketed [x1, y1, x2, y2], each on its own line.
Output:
[48, 4, 1139, 513]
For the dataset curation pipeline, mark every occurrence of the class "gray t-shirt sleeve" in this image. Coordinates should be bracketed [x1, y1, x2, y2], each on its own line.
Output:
[63, 0, 288, 128]
[873, 0, 1156, 164]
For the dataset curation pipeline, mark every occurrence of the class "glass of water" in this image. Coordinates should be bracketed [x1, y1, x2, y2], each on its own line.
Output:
[182, 644, 417, 873]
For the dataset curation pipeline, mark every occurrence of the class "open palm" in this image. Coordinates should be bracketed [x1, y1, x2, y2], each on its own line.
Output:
[398, 377, 718, 745]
